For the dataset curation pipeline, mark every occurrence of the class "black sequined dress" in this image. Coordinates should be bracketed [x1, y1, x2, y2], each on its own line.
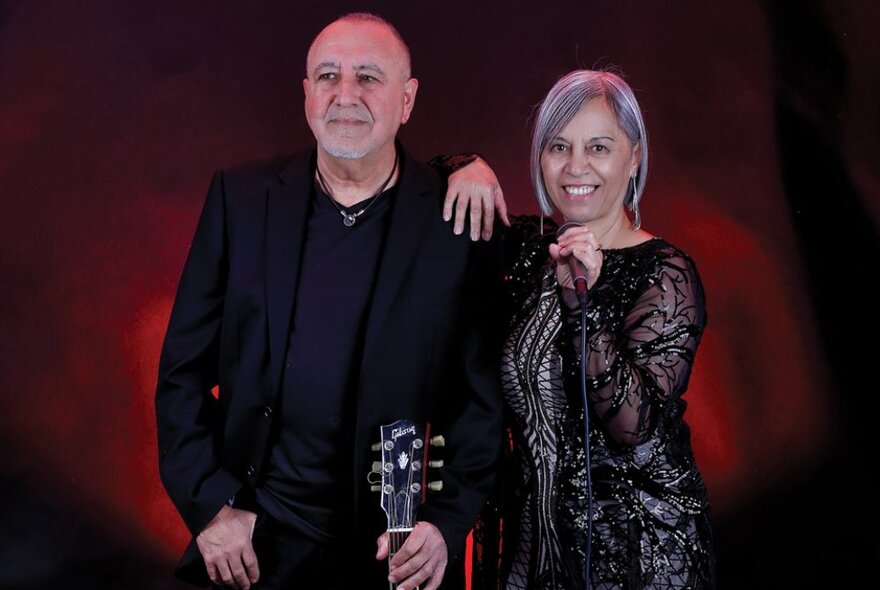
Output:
[472, 216, 715, 590]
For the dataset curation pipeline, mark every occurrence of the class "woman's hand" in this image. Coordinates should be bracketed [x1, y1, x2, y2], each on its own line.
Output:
[549, 225, 603, 291]
[443, 157, 510, 241]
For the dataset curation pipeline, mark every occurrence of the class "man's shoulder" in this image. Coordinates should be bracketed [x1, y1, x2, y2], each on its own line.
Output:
[398, 150, 446, 201]
[404, 155, 443, 179]
[217, 152, 311, 189]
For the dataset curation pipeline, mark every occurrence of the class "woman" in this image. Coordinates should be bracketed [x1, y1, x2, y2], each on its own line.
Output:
[472, 70, 716, 589]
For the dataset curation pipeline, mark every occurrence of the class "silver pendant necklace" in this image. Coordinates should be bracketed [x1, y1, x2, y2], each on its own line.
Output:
[315, 153, 398, 227]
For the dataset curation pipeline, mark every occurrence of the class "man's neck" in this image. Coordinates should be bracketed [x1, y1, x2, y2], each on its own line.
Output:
[316, 146, 400, 207]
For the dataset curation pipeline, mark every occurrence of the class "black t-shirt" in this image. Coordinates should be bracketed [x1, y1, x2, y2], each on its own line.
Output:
[257, 178, 396, 541]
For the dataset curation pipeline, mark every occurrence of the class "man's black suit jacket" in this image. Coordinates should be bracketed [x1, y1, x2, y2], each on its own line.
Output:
[155, 147, 502, 586]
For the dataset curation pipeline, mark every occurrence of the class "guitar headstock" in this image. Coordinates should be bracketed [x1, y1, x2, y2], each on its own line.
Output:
[370, 419, 445, 533]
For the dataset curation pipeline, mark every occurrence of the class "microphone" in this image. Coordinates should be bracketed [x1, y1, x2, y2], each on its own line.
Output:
[556, 221, 590, 307]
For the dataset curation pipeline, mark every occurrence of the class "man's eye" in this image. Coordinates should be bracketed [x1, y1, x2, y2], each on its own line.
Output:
[359, 74, 377, 83]
[317, 72, 336, 81]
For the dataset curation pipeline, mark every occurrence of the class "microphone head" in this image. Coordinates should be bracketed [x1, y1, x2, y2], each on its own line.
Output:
[556, 221, 584, 239]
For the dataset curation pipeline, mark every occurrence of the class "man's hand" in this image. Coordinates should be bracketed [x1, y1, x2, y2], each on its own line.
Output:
[376, 521, 448, 590]
[444, 157, 510, 241]
[196, 505, 260, 589]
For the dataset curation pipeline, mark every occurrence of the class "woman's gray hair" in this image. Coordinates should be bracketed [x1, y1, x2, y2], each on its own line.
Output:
[530, 69, 649, 219]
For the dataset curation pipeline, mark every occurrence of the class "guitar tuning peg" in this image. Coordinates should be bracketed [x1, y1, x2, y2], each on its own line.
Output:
[428, 460, 444, 468]
[371, 461, 383, 473]
[370, 484, 382, 493]
[371, 442, 382, 452]
[429, 435, 445, 447]
[427, 480, 443, 492]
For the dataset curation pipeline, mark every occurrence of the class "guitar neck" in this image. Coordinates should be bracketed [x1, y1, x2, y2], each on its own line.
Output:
[374, 420, 438, 590]
[387, 528, 415, 590]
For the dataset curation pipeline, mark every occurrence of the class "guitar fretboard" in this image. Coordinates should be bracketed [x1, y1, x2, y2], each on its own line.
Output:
[388, 527, 415, 589]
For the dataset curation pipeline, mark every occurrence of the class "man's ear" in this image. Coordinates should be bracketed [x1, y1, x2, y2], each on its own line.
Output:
[400, 77, 419, 125]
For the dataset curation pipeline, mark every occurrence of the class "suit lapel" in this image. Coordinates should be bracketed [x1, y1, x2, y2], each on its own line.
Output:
[361, 152, 434, 365]
[266, 154, 313, 393]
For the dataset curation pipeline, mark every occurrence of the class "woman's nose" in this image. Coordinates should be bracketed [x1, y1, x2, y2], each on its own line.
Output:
[565, 150, 592, 176]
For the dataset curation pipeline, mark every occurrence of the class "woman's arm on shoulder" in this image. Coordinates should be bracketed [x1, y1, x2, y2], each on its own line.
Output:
[429, 154, 510, 241]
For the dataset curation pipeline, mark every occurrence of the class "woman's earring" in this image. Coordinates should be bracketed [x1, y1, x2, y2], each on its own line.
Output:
[630, 176, 641, 231]
[540, 212, 544, 236]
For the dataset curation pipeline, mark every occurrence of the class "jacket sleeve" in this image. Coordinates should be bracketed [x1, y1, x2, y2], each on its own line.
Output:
[155, 170, 241, 536]
[417, 233, 504, 562]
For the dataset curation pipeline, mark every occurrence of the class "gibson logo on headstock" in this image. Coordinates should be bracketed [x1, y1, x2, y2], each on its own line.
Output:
[391, 425, 416, 440]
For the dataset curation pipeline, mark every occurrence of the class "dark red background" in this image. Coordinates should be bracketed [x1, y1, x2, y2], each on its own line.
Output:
[1, 1, 877, 588]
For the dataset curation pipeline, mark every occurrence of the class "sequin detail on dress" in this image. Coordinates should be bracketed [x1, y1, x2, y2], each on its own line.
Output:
[472, 216, 716, 590]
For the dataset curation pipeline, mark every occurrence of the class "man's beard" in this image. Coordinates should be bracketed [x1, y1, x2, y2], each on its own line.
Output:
[319, 107, 376, 159]
[319, 140, 374, 160]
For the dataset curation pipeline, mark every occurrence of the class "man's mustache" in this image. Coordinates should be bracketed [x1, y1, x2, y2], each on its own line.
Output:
[326, 106, 371, 123]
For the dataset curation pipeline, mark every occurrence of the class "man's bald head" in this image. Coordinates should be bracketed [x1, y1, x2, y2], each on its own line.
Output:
[307, 12, 412, 80]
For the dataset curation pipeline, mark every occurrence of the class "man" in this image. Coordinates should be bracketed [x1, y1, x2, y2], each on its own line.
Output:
[156, 12, 502, 590]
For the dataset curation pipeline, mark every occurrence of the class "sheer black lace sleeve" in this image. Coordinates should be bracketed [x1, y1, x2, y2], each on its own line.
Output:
[564, 244, 707, 446]
[427, 153, 480, 175]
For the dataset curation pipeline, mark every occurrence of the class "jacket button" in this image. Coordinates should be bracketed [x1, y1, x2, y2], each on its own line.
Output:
[247, 465, 256, 477]
[263, 405, 273, 418]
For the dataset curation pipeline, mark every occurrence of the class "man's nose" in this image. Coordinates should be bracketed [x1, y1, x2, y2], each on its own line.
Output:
[334, 75, 361, 106]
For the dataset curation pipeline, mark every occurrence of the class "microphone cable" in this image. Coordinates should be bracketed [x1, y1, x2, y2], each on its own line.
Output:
[578, 299, 593, 590]
[554, 221, 594, 590]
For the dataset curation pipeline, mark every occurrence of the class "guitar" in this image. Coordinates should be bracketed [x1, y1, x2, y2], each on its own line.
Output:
[370, 419, 444, 589]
